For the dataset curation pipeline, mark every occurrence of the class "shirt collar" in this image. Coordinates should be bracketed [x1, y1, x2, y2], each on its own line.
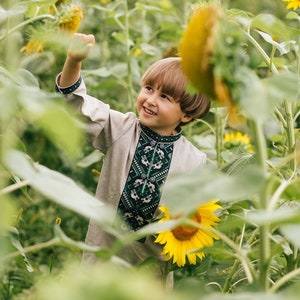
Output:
[140, 123, 181, 143]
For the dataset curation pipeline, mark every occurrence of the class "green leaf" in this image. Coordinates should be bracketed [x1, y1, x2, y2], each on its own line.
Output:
[15, 68, 40, 88]
[77, 150, 104, 168]
[280, 224, 300, 248]
[256, 30, 296, 55]
[9, 227, 34, 273]
[282, 178, 300, 200]
[4, 150, 114, 228]
[239, 70, 299, 121]
[82, 67, 112, 78]
[246, 202, 300, 226]
[35, 103, 84, 158]
[263, 72, 299, 102]
[202, 292, 287, 300]
[140, 43, 160, 56]
[0, 3, 26, 22]
[251, 14, 300, 41]
[162, 165, 265, 215]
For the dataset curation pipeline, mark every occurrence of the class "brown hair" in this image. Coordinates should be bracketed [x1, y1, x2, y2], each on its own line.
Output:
[141, 57, 210, 125]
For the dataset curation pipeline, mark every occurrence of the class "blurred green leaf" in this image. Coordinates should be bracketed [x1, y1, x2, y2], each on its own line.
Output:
[282, 178, 300, 200]
[256, 30, 296, 55]
[34, 261, 180, 300]
[280, 224, 300, 248]
[246, 202, 300, 226]
[0, 3, 26, 23]
[35, 103, 83, 159]
[239, 70, 299, 121]
[76, 150, 104, 168]
[251, 14, 300, 41]
[162, 165, 265, 215]
[263, 72, 299, 102]
[4, 150, 114, 229]
[9, 227, 34, 273]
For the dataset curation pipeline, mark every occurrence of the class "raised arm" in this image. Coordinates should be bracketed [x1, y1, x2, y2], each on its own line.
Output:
[59, 33, 95, 87]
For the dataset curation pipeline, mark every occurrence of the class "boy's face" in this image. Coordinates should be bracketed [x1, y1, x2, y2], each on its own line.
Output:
[136, 84, 192, 136]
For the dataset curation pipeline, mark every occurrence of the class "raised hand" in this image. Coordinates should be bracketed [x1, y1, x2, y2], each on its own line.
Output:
[67, 33, 95, 62]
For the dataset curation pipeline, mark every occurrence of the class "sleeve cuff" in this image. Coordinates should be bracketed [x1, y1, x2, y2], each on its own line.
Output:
[55, 74, 82, 94]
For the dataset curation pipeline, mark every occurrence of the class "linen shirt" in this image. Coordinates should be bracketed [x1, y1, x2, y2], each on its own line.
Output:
[56, 75, 207, 267]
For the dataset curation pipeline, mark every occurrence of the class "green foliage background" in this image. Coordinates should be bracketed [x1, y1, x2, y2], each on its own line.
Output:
[0, 0, 300, 299]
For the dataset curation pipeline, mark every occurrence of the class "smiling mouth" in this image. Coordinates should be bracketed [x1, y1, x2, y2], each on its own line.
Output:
[144, 107, 157, 115]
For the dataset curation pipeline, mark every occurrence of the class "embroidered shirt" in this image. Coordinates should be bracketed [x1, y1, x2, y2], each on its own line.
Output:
[117, 124, 181, 231]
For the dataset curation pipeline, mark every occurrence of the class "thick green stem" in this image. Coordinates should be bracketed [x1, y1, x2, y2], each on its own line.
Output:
[283, 100, 296, 176]
[250, 119, 270, 291]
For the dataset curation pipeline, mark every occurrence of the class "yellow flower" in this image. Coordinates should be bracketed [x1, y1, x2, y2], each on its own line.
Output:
[180, 4, 246, 126]
[133, 48, 142, 57]
[160, 0, 171, 9]
[282, 0, 300, 10]
[180, 5, 221, 99]
[155, 199, 221, 267]
[21, 39, 44, 56]
[59, 4, 83, 33]
[223, 131, 253, 153]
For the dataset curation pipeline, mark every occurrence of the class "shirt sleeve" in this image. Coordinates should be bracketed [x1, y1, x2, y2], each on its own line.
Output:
[54, 73, 137, 154]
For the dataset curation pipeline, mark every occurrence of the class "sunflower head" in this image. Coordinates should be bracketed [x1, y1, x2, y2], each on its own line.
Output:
[223, 131, 253, 153]
[282, 0, 300, 10]
[59, 4, 83, 33]
[155, 199, 221, 267]
[180, 4, 250, 126]
[180, 4, 221, 99]
[21, 25, 50, 56]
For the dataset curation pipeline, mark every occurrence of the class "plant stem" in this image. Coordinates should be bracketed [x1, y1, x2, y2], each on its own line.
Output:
[283, 100, 296, 176]
[214, 107, 224, 168]
[250, 119, 270, 291]
[0, 14, 56, 41]
[223, 259, 240, 293]
[270, 267, 300, 293]
[4, 237, 60, 260]
[123, 0, 134, 111]
[0, 180, 30, 196]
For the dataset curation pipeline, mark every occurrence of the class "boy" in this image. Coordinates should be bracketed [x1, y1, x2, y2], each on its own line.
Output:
[55, 33, 210, 269]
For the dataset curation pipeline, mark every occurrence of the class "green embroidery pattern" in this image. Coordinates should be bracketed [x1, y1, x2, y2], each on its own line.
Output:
[117, 124, 181, 231]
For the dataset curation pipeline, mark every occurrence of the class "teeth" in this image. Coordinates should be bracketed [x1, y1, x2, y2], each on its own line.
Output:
[144, 107, 156, 115]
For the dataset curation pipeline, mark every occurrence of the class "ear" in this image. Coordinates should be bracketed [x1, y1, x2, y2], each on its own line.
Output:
[180, 115, 193, 124]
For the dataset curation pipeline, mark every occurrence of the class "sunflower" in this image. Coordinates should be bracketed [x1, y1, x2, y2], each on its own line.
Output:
[180, 5, 244, 124]
[21, 25, 49, 56]
[180, 5, 220, 99]
[21, 39, 44, 56]
[155, 199, 221, 267]
[59, 4, 83, 33]
[223, 131, 253, 153]
[282, 0, 300, 10]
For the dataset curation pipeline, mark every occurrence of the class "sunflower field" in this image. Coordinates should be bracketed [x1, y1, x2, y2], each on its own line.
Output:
[1, 0, 300, 299]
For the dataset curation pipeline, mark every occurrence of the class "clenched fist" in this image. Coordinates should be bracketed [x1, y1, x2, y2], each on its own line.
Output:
[67, 33, 95, 62]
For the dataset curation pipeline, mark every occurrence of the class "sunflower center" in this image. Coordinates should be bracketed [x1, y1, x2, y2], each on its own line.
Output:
[171, 213, 201, 241]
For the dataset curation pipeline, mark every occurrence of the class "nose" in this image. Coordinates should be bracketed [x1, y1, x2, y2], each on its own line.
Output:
[146, 94, 157, 106]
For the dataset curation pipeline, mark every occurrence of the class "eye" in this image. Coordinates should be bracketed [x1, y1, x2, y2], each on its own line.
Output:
[145, 85, 153, 92]
[161, 93, 171, 101]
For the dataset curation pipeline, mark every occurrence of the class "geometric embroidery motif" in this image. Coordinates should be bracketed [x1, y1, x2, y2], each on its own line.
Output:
[117, 124, 181, 232]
